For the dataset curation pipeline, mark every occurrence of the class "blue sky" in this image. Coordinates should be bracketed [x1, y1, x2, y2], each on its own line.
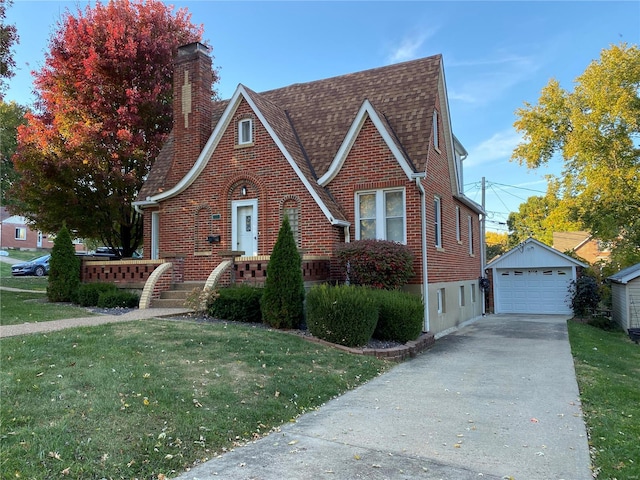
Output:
[5, 1, 640, 232]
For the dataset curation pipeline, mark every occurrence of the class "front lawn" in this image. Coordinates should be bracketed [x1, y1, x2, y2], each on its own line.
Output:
[0, 319, 389, 479]
[0, 290, 95, 326]
[568, 321, 640, 479]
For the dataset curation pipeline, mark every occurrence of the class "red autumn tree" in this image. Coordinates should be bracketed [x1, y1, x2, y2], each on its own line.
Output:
[10, 0, 216, 256]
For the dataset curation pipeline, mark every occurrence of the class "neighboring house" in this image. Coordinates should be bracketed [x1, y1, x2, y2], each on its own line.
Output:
[0, 206, 54, 250]
[0, 206, 86, 252]
[486, 238, 587, 315]
[552, 231, 610, 265]
[134, 42, 484, 336]
[608, 262, 640, 331]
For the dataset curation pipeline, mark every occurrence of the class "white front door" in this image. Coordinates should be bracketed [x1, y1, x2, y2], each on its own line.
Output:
[232, 200, 258, 256]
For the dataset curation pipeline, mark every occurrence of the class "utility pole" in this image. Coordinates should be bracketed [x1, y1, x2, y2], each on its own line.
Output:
[481, 177, 486, 315]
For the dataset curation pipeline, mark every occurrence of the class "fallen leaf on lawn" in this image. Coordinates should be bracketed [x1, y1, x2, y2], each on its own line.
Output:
[61, 467, 70, 475]
[48, 451, 62, 460]
[36, 372, 44, 377]
[158, 474, 166, 480]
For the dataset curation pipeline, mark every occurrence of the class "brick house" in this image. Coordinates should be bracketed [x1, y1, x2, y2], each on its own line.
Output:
[134, 42, 484, 336]
[552, 231, 611, 265]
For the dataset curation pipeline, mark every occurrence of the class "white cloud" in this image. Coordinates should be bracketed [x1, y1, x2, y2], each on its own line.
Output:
[386, 27, 438, 63]
[465, 129, 522, 167]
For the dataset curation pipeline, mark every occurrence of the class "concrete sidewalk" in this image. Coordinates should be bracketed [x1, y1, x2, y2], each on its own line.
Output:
[175, 314, 592, 480]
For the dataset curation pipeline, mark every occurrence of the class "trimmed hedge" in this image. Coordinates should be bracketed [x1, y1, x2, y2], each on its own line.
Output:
[208, 285, 263, 323]
[47, 225, 80, 302]
[372, 289, 424, 343]
[97, 290, 139, 309]
[336, 240, 414, 290]
[306, 284, 378, 347]
[73, 282, 118, 307]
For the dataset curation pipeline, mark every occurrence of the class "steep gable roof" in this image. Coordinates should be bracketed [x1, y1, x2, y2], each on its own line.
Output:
[486, 237, 588, 269]
[137, 55, 474, 219]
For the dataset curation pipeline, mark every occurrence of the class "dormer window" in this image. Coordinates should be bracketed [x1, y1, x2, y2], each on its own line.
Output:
[238, 118, 253, 145]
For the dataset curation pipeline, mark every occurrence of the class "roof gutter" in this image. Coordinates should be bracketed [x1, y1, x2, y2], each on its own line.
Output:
[132, 199, 158, 215]
[412, 172, 429, 332]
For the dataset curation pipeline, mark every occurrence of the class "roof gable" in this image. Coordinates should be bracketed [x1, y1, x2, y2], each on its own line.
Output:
[318, 99, 416, 186]
[608, 262, 640, 284]
[487, 238, 587, 269]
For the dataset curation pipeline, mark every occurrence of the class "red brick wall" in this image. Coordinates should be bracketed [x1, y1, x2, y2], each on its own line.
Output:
[146, 99, 343, 281]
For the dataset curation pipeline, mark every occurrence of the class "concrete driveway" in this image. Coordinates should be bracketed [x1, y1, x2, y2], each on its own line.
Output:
[175, 314, 592, 480]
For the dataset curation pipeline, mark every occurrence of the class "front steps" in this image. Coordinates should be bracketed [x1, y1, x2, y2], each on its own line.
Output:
[149, 281, 205, 308]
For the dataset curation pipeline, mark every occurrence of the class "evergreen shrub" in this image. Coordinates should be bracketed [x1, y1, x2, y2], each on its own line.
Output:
[97, 290, 139, 309]
[208, 285, 263, 323]
[569, 276, 601, 317]
[372, 289, 424, 343]
[306, 284, 378, 347]
[73, 282, 118, 307]
[47, 224, 80, 302]
[336, 239, 414, 290]
[261, 216, 305, 329]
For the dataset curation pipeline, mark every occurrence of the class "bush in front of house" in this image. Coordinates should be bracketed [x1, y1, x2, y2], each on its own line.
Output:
[261, 216, 305, 329]
[569, 275, 601, 317]
[73, 282, 119, 307]
[306, 284, 378, 347]
[372, 289, 424, 343]
[336, 239, 414, 290]
[97, 290, 140, 309]
[47, 224, 81, 302]
[208, 285, 263, 323]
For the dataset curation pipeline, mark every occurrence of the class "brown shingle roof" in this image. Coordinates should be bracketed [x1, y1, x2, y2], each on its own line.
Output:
[138, 55, 443, 205]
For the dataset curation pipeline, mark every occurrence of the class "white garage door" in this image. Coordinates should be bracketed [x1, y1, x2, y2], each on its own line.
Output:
[495, 268, 573, 314]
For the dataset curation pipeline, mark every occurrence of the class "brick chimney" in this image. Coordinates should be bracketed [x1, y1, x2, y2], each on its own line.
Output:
[167, 42, 213, 186]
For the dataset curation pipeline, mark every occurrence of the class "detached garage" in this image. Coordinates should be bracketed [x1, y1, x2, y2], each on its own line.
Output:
[486, 238, 587, 315]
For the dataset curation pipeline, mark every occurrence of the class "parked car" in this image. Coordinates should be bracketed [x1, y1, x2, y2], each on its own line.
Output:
[11, 254, 51, 276]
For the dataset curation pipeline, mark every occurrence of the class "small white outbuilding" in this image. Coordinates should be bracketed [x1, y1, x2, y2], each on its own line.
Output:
[608, 262, 640, 331]
[486, 238, 587, 315]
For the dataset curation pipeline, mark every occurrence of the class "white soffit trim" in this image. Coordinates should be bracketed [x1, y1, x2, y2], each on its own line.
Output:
[318, 99, 415, 186]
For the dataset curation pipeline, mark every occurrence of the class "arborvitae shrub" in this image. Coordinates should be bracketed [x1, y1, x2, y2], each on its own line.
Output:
[97, 290, 139, 309]
[208, 285, 263, 323]
[47, 224, 80, 302]
[73, 282, 118, 307]
[336, 240, 414, 290]
[306, 284, 378, 347]
[372, 289, 424, 343]
[261, 216, 305, 329]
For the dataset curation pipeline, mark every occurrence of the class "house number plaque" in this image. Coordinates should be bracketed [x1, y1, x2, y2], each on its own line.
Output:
[211, 214, 221, 220]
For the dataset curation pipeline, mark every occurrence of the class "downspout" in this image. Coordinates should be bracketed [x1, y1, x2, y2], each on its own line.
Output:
[412, 172, 430, 332]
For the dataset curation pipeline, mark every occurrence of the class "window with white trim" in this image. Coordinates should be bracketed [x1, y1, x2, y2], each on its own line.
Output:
[15, 227, 26, 240]
[434, 196, 442, 248]
[238, 118, 253, 145]
[468, 215, 474, 255]
[433, 109, 439, 150]
[356, 189, 405, 243]
[455, 205, 461, 242]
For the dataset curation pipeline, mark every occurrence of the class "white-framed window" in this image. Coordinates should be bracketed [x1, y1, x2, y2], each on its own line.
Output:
[238, 118, 253, 145]
[455, 205, 461, 242]
[468, 215, 474, 255]
[459, 285, 465, 307]
[437, 288, 446, 314]
[356, 189, 405, 243]
[15, 227, 26, 241]
[433, 109, 439, 150]
[434, 196, 442, 248]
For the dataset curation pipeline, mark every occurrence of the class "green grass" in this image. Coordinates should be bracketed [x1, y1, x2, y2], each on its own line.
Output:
[0, 290, 95, 326]
[0, 319, 390, 479]
[568, 321, 640, 479]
